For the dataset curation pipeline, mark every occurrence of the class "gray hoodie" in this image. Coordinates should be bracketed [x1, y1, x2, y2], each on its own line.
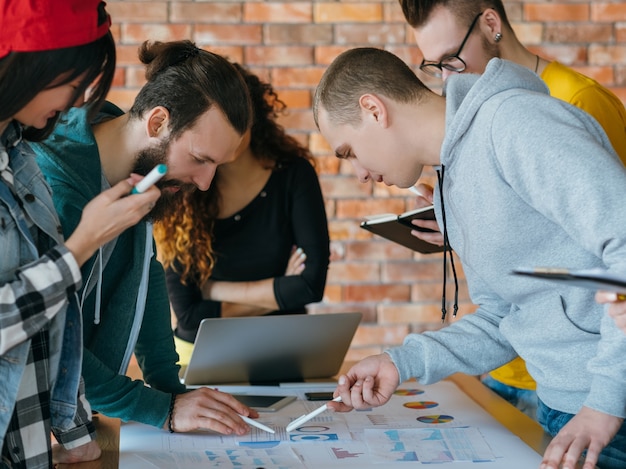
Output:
[387, 58, 626, 419]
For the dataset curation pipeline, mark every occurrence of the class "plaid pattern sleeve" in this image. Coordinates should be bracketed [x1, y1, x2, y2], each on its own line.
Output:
[2, 329, 54, 468]
[52, 377, 96, 449]
[0, 245, 82, 355]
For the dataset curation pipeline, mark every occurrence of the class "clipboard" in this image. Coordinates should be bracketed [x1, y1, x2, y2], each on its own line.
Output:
[512, 267, 626, 292]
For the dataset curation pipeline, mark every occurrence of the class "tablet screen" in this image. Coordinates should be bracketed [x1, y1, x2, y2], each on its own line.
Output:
[232, 395, 296, 412]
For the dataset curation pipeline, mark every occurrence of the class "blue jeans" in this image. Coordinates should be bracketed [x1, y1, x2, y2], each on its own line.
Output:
[537, 399, 626, 469]
[481, 375, 538, 421]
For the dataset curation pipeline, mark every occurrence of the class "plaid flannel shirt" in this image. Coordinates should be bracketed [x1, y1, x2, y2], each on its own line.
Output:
[1, 123, 95, 467]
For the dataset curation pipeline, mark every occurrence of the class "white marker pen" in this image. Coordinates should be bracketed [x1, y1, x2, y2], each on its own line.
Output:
[407, 186, 422, 196]
[131, 164, 167, 194]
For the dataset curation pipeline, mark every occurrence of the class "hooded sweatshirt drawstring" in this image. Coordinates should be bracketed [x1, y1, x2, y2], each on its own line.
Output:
[436, 165, 458, 322]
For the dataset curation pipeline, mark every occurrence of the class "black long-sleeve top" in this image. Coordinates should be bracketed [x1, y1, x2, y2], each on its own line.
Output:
[166, 157, 330, 343]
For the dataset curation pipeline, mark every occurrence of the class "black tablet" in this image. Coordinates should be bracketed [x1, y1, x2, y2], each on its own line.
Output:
[232, 394, 296, 412]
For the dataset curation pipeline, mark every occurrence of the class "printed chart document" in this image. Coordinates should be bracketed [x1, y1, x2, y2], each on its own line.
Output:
[120, 381, 542, 468]
[512, 267, 626, 292]
[360, 205, 444, 254]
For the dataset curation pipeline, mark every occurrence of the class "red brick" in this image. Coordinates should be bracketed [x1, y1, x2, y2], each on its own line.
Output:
[107, 2, 168, 23]
[106, 89, 139, 111]
[383, 261, 443, 283]
[245, 46, 314, 66]
[351, 324, 409, 347]
[271, 67, 325, 88]
[571, 66, 615, 86]
[589, 45, 626, 66]
[618, 24, 626, 43]
[511, 23, 542, 46]
[115, 45, 144, 66]
[385, 45, 424, 68]
[343, 284, 411, 303]
[195, 24, 262, 45]
[524, 4, 589, 22]
[307, 304, 377, 324]
[320, 284, 342, 303]
[203, 46, 244, 64]
[124, 67, 147, 88]
[534, 45, 588, 64]
[265, 24, 333, 45]
[544, 24, 613, 44]
[328, 220, 368, 242]
[170, 3, 242, 23]
[327, 261, 381, 283]
[275, 109, 316, 132]
[314, 154, 341, 174]
[592, 2, 626, 22]
[378, 304, 443, 324]
[335, 24, 407, 45]
[314, 3, 383, 23]
[319, 176, 372, 199]
[336, 199, 407, 219]
[121, 24, 191, 44]
[275, 89, 311, 110]
[411, 282, 447, 303]
[345, 241, 415, 261]
[503, 3, 523, 23]
[244, 3, 312, 23]
[111, 68, 126, 88]
[616, 66, 626, 86]
[385, 1, 408, 23]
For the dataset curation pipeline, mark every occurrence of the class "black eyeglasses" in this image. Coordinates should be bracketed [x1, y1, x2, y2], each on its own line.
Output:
[419, 12, 483, 78]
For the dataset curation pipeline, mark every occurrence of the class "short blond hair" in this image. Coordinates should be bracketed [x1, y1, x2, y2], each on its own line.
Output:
[313, 47, 431, 128]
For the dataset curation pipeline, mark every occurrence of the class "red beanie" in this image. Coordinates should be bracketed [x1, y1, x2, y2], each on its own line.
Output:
[0, 0, 111, 59]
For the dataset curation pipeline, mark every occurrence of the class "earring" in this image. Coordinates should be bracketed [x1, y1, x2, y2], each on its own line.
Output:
[494, 32, 502, 43]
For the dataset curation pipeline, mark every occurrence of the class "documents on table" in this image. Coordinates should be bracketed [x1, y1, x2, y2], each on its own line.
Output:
[120, 382, 542, 468]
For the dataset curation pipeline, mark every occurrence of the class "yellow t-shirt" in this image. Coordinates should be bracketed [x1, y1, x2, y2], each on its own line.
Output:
[490, 61, 626, 390]
[174, 335, 194, 367]
[542, 61, 626, 164]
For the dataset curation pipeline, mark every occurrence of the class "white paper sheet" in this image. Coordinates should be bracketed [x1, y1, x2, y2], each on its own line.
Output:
[120, 381, 543, 468]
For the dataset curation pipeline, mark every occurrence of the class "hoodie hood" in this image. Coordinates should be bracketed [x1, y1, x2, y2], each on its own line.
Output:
[441, 58, 549, 166]
[34, 102, 124, 202]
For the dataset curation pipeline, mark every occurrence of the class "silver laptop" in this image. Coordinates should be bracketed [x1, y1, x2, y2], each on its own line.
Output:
[181, 312, 362, 385]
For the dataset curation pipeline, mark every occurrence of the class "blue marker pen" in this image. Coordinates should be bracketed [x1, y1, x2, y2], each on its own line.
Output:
[131, 164, 167, 194]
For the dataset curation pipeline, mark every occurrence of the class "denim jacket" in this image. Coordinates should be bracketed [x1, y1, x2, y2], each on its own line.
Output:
[0, 124, 88, 446]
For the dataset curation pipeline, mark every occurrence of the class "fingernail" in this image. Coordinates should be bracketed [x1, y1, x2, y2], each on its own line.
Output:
[338, 376, 346, 385]
[296, 247, 303, 255]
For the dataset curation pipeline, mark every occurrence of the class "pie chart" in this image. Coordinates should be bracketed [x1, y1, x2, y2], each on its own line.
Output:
[416, 414, 454, 424]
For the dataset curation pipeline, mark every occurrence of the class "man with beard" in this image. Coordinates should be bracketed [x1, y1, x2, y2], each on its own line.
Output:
[31, 40, 261, 435]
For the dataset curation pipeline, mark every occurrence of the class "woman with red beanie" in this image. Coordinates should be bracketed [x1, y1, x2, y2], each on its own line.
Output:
[0, 1, 161, 466]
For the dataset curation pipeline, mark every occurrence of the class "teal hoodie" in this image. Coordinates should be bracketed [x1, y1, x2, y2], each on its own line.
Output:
[387, 59, 626, 419]
[32, 103, 185, 429]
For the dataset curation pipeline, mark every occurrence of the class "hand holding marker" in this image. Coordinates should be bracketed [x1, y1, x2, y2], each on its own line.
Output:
[286, 396, 342, 432]
[131, 164, 167, 194]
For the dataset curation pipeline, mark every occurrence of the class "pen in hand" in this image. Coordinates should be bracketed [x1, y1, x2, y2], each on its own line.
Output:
[286, 396, 342, 432]
[131, 164, 167, 194]
[239, 414, 275, 434]
[407, 186, 422, 196]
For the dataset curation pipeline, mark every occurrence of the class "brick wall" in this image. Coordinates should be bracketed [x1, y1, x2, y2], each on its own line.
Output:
[105, 0, 626, 361]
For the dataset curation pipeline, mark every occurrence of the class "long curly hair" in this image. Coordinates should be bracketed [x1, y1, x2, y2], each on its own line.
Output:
[154, 63, 314, 287]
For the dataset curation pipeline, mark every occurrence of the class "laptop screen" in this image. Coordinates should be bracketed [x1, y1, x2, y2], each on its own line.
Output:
[181, 312, 362, 385]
